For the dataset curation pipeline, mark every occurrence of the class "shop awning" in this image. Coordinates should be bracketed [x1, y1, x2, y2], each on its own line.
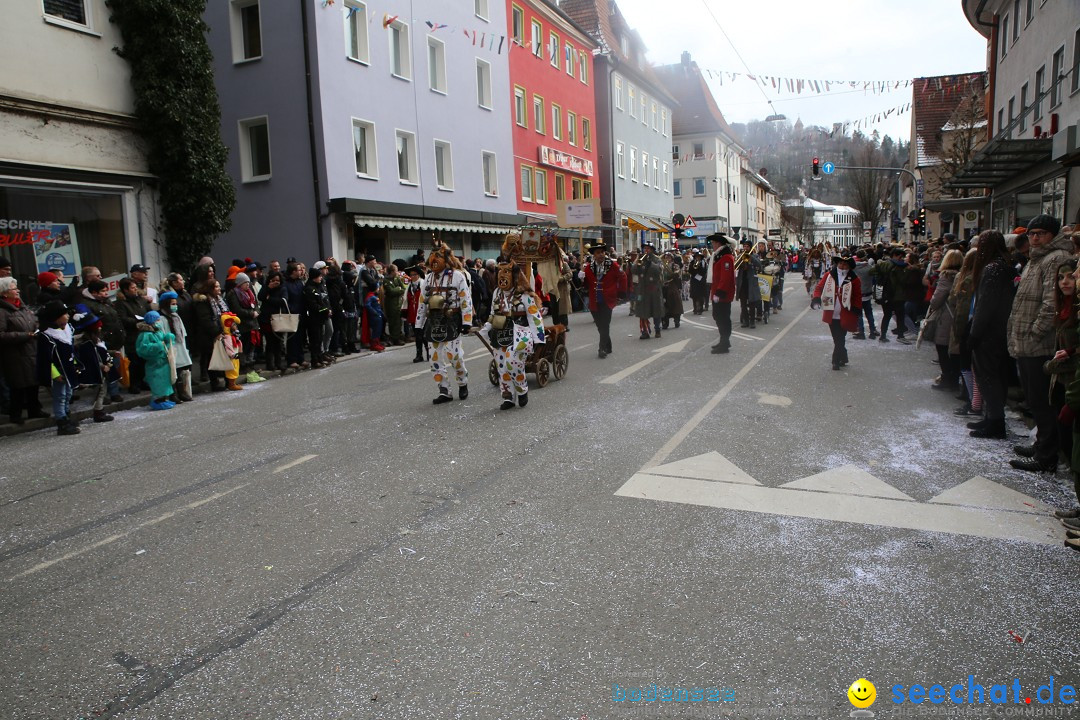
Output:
[623, 212, 672, 232]
[921, 196, 991, 212]
[354, 215, 513, 234]
[944, 138, 1053, 189]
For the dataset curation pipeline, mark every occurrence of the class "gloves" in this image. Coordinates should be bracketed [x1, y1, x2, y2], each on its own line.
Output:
[1059, 405, 1076, 425]
[810, 298, 822, 310]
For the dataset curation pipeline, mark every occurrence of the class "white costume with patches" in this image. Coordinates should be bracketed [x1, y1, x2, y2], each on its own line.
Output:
[415, 268, 474, 393]
[482, 288, 545, 399]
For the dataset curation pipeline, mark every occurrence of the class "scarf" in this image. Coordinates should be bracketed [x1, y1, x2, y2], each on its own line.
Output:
[44, 325, 74, 345]
[819, 271, 852, 311]
[234, 285, 256, 309]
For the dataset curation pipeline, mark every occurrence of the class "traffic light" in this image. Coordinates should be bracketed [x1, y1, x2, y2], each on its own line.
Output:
[812, 157, 820, 176]
[672, 213, 685, 239]
[918, 207, 927, 231]
[912, 217, 922, 236]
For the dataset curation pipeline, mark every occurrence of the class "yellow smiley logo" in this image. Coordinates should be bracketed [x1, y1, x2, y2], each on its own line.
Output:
[848, 678, 876, 708]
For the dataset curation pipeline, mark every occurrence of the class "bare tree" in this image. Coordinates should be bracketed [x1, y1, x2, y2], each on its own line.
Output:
[781, 201, 813, 246]
[843, 141, 892, 238]
[938, 86, 987, 199]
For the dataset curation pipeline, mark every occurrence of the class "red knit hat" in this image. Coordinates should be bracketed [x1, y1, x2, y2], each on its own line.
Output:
[37, 271, 58, 288]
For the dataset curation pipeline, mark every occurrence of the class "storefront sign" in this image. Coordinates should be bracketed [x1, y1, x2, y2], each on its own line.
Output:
[32, 223, 82, 277]
[538, 146, 594, 177]
[0, 219, 53, 250]
[558, 199, 600, 228]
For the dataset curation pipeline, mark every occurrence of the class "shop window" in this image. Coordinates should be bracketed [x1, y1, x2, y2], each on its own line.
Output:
[238, 116, 271, 182]
[0, 184, 129, 301]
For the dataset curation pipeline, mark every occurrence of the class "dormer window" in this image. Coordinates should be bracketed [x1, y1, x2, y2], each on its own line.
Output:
[620, 35, 628, 57]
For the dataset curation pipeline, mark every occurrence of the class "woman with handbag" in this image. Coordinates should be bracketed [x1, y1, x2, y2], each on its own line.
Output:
[192, 279, 230, 391]
[257, 271, 289, 374]
[928, 250, 963, 390]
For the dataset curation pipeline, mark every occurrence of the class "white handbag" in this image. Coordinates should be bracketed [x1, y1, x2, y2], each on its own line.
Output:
[270, 298, 300, 333]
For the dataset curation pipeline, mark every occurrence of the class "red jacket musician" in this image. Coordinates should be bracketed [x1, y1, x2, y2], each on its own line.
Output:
[708, 233, 736, 354]
[581, 241, 627, 358]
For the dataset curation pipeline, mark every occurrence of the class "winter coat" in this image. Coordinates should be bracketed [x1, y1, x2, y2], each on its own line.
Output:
[36, 325, 79, 388]
[173, 289, 196, 350]
[853, 261, 874, 300]
[383, 275, 407, 317]
[226, 285, 258, 333]
[710, 247, 736, 302]
[303, 280, 331, 319]
[928, 270, 956, 347]
[735, 252, 762, 304]
[662, 261, 684, 317]
[582, 258, 627, 311]
[324, 268, 349, 315]
[162, 311, 193, 367]
[34, 284, 65, 310]
[635, 254, 665, 319]
[405, 281, 422, 325]
[135, 321, 177, 398]
[1044, 311, 1080, 380]
[0, 298, 38, 388]
[688, 257, 709, 300]
[74, 334, 115, 385]
[873, 259, 909, 304]
[969, 259, 1015, 352]
[813, 269, 862, 332]
[80, 291, 125, 351]
[948, 274, 975, 358]
[257, 285, 288, 325]
[113, 292, 151, 353]
[1007, 232, 1073, 358]
[192, 292, 229, 355]
[282, 277, 304, 316]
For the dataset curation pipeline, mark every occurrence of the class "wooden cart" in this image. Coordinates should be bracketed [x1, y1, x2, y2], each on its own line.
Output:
[487, 323, 569, 389]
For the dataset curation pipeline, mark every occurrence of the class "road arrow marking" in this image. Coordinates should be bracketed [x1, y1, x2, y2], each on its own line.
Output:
[599, 338, 691, 384]
[679, 318, 764, 341]
[615, 453, 1061, 545]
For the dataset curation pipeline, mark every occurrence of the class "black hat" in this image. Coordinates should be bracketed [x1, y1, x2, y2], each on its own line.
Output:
[707, 232, 729, 245]
[740, 238, 752, 246]
[365, 254, 377, 262]
[0, 255, 10, 269]
[1027, 214, 1061, 236]
[37, 300, 69, 325]
[129, 263, 149, 274]
[833, 254, 854, 267]
[404, 265, 422, 275]
[589, 240, 608, 253]
[87, 279, 108, 293]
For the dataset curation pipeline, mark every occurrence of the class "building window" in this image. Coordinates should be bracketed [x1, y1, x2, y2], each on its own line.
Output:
[1034, 65, 1045, 119]
[427, 37, 446, 93]
[482, 151, 498, 196]
[531, 19, 542, 57]
[629, 147, 638, 181]
[564, 43, 574, 76]
[551, 103, 562, 140]
[579, 53, 588, 84]
[534, 169, 548, 204]
[582, 117, 591, 150]
[614, 77, 623, 110]
[662, 162, 669, 192]
[616, 142, 625, 178]
[238, 116, 271, 182]
[640, 95, 646, 124]
[520, 164, 534, 202]
[1051, 45, 1065, 107]
[548, 31, 559, 68]
[1007, 96, 1015, 136]
[567, 111, 577, 146]
[692, 142, 704, 159]
[653, 157, 659, 188]
[661, 109, 668, 137]
[533, 95, 545, 134]
[389, 20, 411, 79]
[230, 0, 262, 63]
[1012, 0, 1021, 41]
[476, 59, 492, 109]
[44, 0, 89, 25]
[673, 179, 682, 197]
[629, 85, 636, 118]
[1019, 83, 1028, 132]
[475, 0, 488, 21]
[395, 130, 418, 184]
[641, 152, 649, 187]
[433, 140, 454, 190]
[571, 177, 582, 199]
[351, 119, 377, 178]
[997, 108, 1004, 135]
[511, 5, 524, 44]
[693, 177, 706, 196]
[1072, 28, 1080, 94]
[555, 174, 565, 201]
[672, 144, 680, 161]
[1026, 0, 1034, 24]
[514, 86, 527, 127]
[1000, 15, 1009, 58]
[583, 181, 592, 199]
[651, 102, 658, 130]
[344, 1, 369, 63]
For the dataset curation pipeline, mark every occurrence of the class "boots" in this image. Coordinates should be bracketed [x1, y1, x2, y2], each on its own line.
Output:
[969, 418, 1006, 438]
[226, 378, 244, 391]
[93, 409, 114, 423]
[500, 393, 515, 411]
[458, 384, 469, 400]
[57, 417, 81, 435]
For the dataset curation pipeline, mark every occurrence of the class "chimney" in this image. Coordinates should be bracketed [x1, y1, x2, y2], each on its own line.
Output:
[681, 51, 691, 66]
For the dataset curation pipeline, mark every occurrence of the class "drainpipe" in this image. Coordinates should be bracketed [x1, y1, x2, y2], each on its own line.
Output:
[300, 0, 327, 259]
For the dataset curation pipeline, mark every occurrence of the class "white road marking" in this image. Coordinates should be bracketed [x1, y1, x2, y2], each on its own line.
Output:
[395, 349, 490, 380]
[616, 454, 1060, 545]
[641, 305, 811, 469]
[679, 317, 763, 342]
[273, 454, 318, 474]
[599, 338, 691, 385]
[756, 392, 792, 407]
[9, 483, 251, 580]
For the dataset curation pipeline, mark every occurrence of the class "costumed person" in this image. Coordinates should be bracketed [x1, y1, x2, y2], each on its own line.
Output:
[708, 233, 736, 354]
[213, 311, 245, 391]
[36, 300, 81, 435]
[383, 264, 406, 346]
[135, 310, 178, 410]
[811, 255, 862, 371]
[415, 242, 474, 404]
[482, 262, 545, 410]
[735, 239, 762, 329]
[635, 242, 664, 339]
[71, 304, 115, 423]
[688, 249, 709, 315]
[404, 266, 428, 363]
[765, 248, 785, 312]
[159, 290, 196, 401]
[580, 241, 626, 359]
[660, 252, 685, 330]
[804, 246, 825, 294]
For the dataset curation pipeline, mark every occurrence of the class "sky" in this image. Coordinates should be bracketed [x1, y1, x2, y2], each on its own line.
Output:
[615, 0, 989, 143]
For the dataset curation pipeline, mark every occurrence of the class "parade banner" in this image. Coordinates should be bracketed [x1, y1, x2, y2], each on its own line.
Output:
[33, 223, 82, 278]
[757, 274, 774, 303]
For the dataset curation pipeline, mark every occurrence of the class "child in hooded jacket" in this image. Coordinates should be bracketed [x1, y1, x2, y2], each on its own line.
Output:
[159, 290, 194, 402]
[71, 303, 115, 423]
[36, 300, 81, 435]
[135, 310, 177, 411]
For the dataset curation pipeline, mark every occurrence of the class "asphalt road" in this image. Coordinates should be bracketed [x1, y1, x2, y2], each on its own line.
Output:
[2, 287, 1079, 720]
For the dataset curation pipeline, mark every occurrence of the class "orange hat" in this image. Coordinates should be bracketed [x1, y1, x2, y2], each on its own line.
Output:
[1012, 226, 1028, 235]
[226, 265, 242, 281]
